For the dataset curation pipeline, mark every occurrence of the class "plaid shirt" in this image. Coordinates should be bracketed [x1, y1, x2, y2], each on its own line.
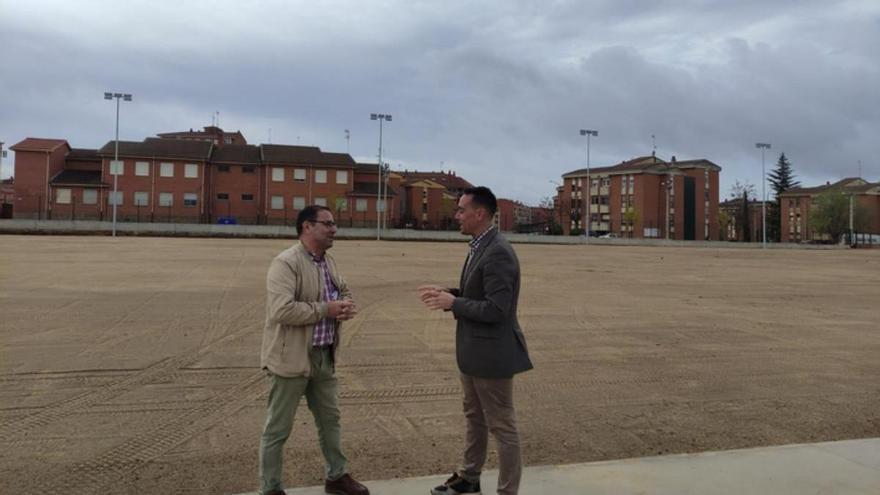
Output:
[310, 253, 338, 347]
[465, 225, 496, 271]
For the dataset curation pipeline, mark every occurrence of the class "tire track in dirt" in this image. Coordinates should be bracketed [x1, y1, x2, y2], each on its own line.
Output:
[0, 298, 263, 444]
[26, 370, 266, 495]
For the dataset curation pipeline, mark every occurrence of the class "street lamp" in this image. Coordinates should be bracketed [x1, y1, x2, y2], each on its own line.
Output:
[579, 129, 598, 241]
[370, 113, 391, 240]
[105, 92, 132, 237]
[756, 142, 771, 248]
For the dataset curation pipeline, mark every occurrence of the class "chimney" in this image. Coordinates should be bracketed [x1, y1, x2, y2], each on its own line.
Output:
[671, 155, 676, 163]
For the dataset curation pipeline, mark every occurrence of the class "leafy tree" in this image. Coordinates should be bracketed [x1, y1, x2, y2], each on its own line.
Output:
[623, 207, 639, 238]
[810, 191, 872, 244]
[766, 153, 800, 241]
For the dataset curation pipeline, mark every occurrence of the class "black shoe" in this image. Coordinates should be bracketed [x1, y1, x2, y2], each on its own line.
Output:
[430, 472, 481, 495]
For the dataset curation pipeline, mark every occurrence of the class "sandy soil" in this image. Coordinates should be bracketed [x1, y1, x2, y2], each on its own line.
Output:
[0, 235, 878, 494]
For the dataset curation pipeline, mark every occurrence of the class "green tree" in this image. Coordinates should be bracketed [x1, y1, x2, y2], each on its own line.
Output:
[767, 153, 800, 242]
[810, 191, 872, 244]
[623, 207, 639, 238]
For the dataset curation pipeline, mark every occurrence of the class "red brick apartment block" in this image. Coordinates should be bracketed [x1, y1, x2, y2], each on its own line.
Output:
[10, 132, 484, 229]
[778, 178, 880, 243]
[557, 155, 721, 240]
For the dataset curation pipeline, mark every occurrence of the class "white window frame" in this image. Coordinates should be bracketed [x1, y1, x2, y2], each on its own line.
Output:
[135, 161, 150, 176]
[82, 189, 97, 205]
[293, 196, 306, 210]
[315, 170, 327, 184]
[160, 162, 174, 177]
[184, 163, 199, 179]
[355, 198, 367, 212]
[158, 192, 173, 207]
[336, 170, 348, 184]
[293, 168, 306, 181]
[56, 188, 72, 204]
[134, 191, 149, 206]
[271, 195, 284, 210]
[272, 167, 284, 182]
[108, 191, 123, 206]
[109, 160, 124, 176]
[314, 197, 327, 207]
[377, 199, 385, 212]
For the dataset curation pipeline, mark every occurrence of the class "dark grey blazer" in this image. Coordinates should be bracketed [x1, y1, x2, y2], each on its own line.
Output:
[450, 228, 533, 378]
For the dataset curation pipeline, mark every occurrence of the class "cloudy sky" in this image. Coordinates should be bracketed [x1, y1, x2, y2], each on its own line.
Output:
[1, 0, 878, 204]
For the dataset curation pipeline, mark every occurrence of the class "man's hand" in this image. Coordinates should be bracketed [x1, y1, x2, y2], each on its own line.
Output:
[418, 285, 455, 311]
[327, 300, 358, 321]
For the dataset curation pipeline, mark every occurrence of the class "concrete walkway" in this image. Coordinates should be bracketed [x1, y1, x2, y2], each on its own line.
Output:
[237, 437, 880, 494]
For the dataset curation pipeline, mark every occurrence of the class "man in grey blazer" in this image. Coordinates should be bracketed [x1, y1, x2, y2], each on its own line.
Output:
[419, 186, 533, 495]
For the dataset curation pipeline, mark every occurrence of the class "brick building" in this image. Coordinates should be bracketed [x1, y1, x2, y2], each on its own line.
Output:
[719, 198, 766, 242]
[11, 136, 398, 226]
[496, 198, 532, 232]
[157, 126, 247, 147]
[558, 155, 721, 240]
[778, 178, 880, 243]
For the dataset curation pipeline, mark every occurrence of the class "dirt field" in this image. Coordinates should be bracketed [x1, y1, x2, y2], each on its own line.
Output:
[1, 235, 878, 494]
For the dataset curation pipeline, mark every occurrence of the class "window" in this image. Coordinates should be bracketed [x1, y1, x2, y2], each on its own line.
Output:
[217, 193, 229, 200]
[336, 170, 348, 184]
[335, 198, 348, 212]
[356, 199, 367, 212]
[108, 191, 123, 206]
[377, 199, 385, 212]
[315, 170, 327, 183]
[294, 168, 306, 181]
[217, 165, 230, 172]
[242, 193, 254, 201]
[224, 136, 232, 144]
[185, 164, 199, 178]
[160, 162, 174, 177]
[109, 160, 124, 176]
[293, 196, 305, 210]
[56, 188, 72, 204]
[135, 161, 149, 176]
[183, 193, 197, 207]
[272, 168, 284, 182]
[82, 189, 97, 205]
[314, 197, 327, 207]
[159, 192, 173, 207]
[271, 196, 284, 209]
[242, 165, 256, 173]
[134, 191, 149, 206]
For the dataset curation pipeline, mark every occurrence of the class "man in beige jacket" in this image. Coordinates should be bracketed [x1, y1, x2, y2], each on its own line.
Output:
[259, 205, 369, 495]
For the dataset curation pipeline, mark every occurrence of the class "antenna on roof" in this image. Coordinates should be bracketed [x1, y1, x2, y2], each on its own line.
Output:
[216, 111, 220, 128]
[858, 159, 862, 180]
[651, 134, 656, 157]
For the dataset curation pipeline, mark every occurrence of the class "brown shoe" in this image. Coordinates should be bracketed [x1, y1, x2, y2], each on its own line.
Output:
[265, 491, 286, 495]
[325, 473, 369, 495]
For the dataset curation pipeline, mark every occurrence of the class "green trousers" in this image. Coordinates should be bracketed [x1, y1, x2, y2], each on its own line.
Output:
[259, 347, 348, 495]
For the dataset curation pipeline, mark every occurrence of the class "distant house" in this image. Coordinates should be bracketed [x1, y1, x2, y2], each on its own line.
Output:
[778, 178, 880, 242]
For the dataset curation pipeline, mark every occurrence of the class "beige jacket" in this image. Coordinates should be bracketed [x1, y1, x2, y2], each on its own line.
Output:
[260, 242, 352, 377]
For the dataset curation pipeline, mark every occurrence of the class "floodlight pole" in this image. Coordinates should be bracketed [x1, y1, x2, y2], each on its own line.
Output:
[579, 129, 598, 242]
[756, 142, 771, 248]
[370, 113, 391, 240]
[105, 92, 132, 237]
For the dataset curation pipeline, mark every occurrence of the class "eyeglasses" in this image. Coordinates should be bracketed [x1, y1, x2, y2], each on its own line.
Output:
[310, 220, 336, 228]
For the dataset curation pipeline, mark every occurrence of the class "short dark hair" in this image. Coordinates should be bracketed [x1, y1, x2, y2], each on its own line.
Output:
[296, 205, 332, 235]
[462, 186, 497, 216]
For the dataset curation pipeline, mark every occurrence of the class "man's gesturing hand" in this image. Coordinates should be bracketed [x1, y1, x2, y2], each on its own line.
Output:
[417, 285, 455, 311]
[327, 300, 358, 321]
